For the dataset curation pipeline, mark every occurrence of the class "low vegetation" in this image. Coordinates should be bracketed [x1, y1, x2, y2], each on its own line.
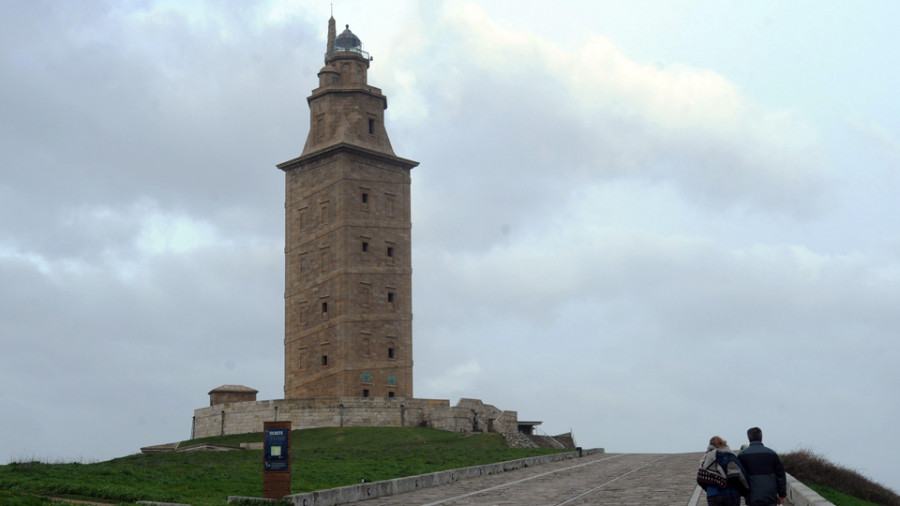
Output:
[781, 448, 900, 506]
[0, 426, 562, 505]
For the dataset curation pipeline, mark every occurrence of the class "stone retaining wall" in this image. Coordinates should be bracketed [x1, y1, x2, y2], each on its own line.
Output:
[192, 397, 517, 439]
[786, 475, 835, 506]
[227, 449, 604, 506]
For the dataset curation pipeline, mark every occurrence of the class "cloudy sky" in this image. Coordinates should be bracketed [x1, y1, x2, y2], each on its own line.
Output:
[3, 0, 899, 493]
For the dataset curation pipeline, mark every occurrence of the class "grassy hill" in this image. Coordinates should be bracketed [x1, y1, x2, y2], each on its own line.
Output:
[2, 429, 897, 506]
[781, 449, 900, 506]
[0, 427, 563, 505]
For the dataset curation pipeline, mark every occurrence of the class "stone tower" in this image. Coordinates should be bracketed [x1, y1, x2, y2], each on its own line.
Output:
[277, 18, 418, 399]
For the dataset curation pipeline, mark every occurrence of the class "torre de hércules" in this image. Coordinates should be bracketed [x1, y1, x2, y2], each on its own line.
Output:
[188, 17, 567, 447]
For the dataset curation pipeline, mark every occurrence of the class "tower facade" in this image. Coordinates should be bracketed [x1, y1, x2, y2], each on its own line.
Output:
[277, 19, 418, 399]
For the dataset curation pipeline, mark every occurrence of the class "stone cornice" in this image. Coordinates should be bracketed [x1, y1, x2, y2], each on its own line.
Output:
[278, 143, 419, 172]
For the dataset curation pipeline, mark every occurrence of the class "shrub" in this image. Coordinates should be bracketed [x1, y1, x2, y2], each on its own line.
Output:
[781, 449, 900, 506]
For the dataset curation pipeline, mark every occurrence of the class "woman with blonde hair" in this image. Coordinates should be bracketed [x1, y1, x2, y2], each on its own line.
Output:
[698, 436, 746, 506]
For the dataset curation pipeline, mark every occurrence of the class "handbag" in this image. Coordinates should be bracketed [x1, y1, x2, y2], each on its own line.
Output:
[697, 466, 727, 488]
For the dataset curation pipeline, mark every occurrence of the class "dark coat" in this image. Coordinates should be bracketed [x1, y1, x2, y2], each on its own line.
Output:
[738, 441, 786, 505]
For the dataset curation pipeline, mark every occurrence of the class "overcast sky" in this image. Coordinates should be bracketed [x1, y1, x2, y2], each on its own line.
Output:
[2, 0, 899, 493]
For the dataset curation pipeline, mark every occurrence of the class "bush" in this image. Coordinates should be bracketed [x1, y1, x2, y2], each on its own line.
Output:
[782, 449, 900, 506]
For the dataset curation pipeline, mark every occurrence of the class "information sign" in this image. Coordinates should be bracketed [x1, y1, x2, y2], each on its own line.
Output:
[262, 421, 292, 499]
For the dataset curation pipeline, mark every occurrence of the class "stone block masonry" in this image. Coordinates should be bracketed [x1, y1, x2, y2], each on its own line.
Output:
[278, 18, 418, 400]
[191, 19, 528, 452]
[191, 397, 517, 439]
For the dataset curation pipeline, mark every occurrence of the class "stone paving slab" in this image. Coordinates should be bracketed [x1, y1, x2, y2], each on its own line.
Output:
[342, 452, 705, 505]
[272, 451, 805, 506]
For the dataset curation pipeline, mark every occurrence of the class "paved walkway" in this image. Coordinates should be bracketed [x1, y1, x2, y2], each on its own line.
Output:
[342, 452, 716, 505]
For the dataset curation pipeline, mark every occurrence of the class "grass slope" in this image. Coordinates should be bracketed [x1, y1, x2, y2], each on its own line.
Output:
[0, 427, 563, 505]
[782, 449, 900, 506]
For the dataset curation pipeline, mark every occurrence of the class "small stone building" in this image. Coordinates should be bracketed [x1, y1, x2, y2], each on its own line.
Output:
[208, 385, 258, 406]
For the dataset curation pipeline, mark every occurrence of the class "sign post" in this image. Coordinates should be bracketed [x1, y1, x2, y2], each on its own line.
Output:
[263, 421, 292, 499]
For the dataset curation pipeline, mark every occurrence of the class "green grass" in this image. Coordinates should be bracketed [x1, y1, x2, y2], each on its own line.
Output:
[782, 449, 900, 506]
[0, 427, 563, 505]
[805, 484, 881, 506]
[0, 489, 63, 505]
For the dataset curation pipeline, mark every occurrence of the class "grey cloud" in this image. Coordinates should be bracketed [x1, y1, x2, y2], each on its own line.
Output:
[393, 15, 828, 260]
[3, 1, 899, 493]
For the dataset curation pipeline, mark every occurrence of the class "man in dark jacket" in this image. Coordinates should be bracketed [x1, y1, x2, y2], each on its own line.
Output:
[738, 427, 787, 506]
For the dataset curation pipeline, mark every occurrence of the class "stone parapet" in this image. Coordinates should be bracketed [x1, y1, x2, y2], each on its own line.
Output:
[226, 449, 594, 506]
[692, 473, 835, 506]
[192, 397, 518, 439]
[786, 474, 835, 506]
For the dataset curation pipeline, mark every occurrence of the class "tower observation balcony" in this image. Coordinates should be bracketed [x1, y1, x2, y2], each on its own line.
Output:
[326, 46, 370, 61]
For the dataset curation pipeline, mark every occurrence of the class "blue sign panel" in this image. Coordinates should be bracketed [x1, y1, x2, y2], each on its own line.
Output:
[265, 428, 288, 461]
[262, 421, 291, 499]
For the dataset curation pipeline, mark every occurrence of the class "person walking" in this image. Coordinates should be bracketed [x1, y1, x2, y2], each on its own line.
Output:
[738, 427, 787, 505]
[699, 436, 745, 506]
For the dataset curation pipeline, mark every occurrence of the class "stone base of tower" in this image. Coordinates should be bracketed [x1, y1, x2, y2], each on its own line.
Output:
[191, 397, 518, 440]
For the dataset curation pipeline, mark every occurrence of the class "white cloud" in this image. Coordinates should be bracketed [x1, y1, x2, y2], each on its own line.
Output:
[0, 242, 53, 276]
[851, 117, 900, 160]
[134, 204, 221, 256]
[398, 3, 827, 222]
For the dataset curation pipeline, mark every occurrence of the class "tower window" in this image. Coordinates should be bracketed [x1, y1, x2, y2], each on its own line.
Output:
[297, 345, 309, 371]
[322, 301, 328, 314]
[298, 300, 309, 326]
[322, 355, 328, 366]
[387, 292, 394, 303]
[320, 248, 331, 271]
[332, 76, 339, 84]
[362, 389, 370, 398]
[386, 246, 393, 257]
[388, 347, 395, 359]
[298, 208, 308, 230]
[388, 391, 395, 398]
[359, 283, 371, 307]
[384, 194, 395, 217]
[362, 241, 368, 252]
[298, 252, 308, 275]
[360, 189, 371, 212]
[368, 118, 375, 135]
